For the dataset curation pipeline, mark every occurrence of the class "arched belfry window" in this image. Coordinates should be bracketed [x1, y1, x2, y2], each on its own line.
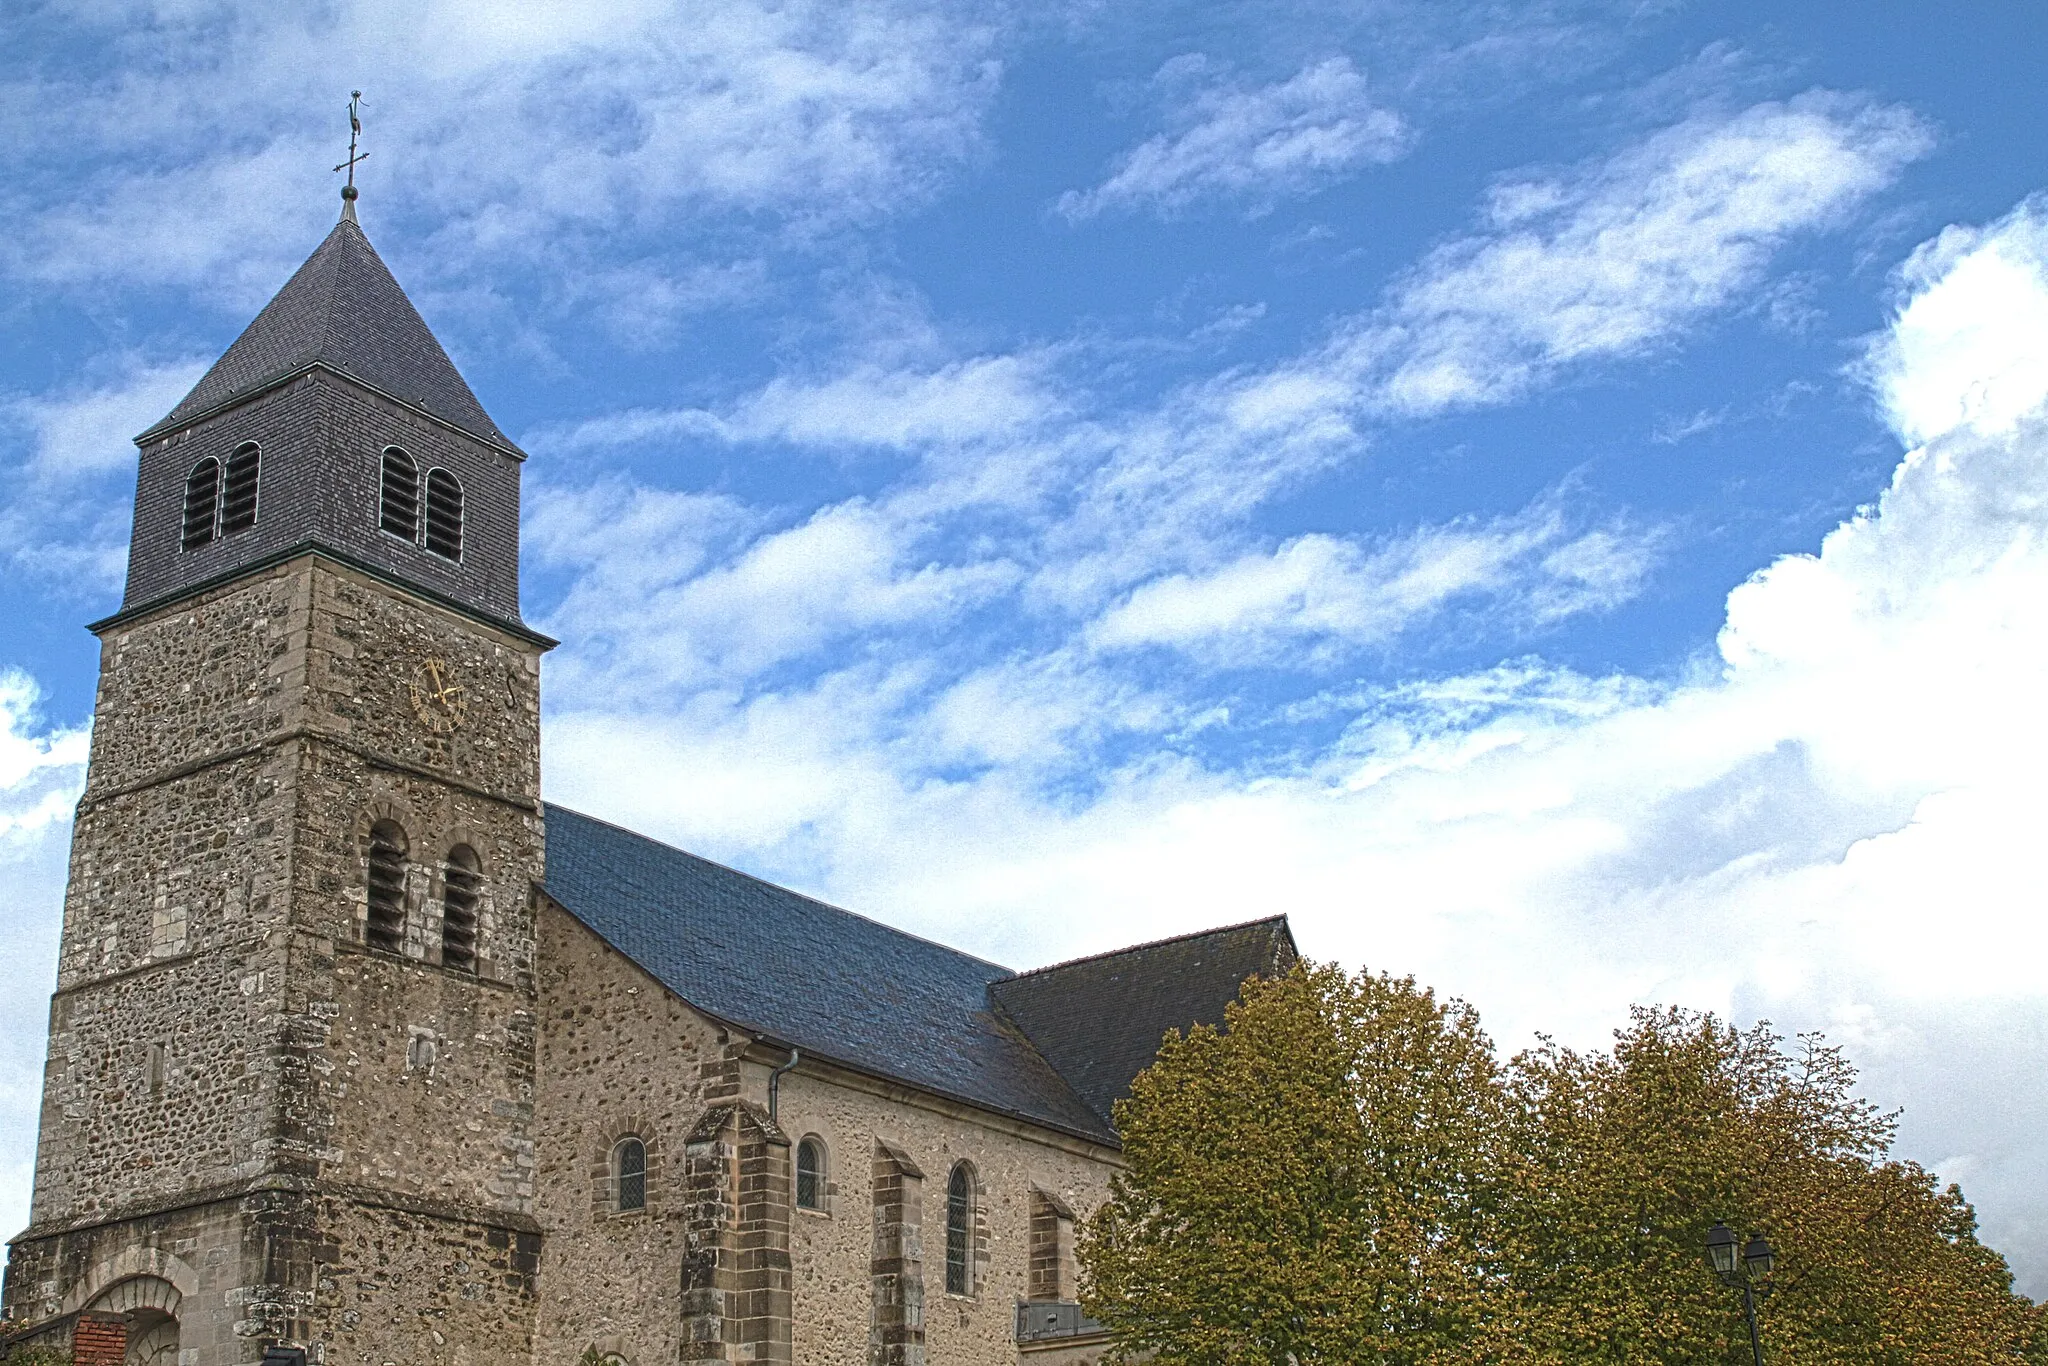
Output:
[220, 442, 260, 535]
[181, 458, 221, 549]
[945, 1161, 975, 1295]
[613, 1137, 647, 1212]
[441, 844, 481, 973]
[365, 820, 408, 953]
[424, 468, 463, 561]
[796, 1137, 825, 1211]
[380, 447, 420, 540]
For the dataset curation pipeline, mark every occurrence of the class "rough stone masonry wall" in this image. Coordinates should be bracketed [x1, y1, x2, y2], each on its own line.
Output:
[281, 557, 547, 1366]
[8, 554, 548, 1366]
[29, 568, 305, 1225]
[773, 1065, 1111, 1366]
[6, 1187, 302, 1362]
[530, 901, 730, 1366]
[529, 900, 1120, 1366]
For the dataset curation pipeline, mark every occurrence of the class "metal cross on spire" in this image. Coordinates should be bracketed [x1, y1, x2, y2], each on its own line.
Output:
[334, 90, 367, 219]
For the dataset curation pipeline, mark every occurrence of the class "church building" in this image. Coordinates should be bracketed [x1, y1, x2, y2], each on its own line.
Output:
[0, 195, 1296, 1366]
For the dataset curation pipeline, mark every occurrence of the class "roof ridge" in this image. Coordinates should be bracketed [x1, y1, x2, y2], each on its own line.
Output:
[1001, 914, 1292, 982]
[541, 803, 1020, 978]
[313, 219, 356, 356]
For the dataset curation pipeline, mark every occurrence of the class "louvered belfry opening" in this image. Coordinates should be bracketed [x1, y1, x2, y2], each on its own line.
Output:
[365, 821, 408, 952]
[380, 447, 420, 540]
[441, 844, 481, 972]
[181, 458, 221, 550]
[219, 443, 260, 534]
[424, 468, 463, 560]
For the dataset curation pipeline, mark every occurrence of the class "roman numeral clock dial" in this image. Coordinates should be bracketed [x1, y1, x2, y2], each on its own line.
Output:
[408, 655, 469, 734]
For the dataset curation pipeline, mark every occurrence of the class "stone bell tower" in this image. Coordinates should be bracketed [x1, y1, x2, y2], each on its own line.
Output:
[2, 197, 552, 1366]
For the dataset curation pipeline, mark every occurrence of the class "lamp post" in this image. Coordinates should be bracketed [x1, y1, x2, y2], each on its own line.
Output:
[1705, 1221, 1776, 1366]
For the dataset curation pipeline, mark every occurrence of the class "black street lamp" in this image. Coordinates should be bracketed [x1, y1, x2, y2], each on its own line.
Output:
[1705, 1221, 1776, 1366]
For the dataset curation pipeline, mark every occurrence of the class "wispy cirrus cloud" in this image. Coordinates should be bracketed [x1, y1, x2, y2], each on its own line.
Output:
[2, 0, 1009, 310]
[530, 94, 1924, 646]
[1331, 92, 1933, 416]
[0, 357, 207, 592]
[1087, 508, 1656, 663]
[529, 352, 1065, 454]
[1059, 56, 1410, 221]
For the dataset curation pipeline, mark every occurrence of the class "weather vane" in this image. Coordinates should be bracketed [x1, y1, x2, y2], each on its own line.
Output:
[334, 90, 367, 211]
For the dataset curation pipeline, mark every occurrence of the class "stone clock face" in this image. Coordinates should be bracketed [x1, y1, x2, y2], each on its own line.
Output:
[408, 656, 469, 733]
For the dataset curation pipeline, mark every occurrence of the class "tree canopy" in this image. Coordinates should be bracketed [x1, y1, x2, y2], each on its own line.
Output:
[1079, 963, 2044, 1366]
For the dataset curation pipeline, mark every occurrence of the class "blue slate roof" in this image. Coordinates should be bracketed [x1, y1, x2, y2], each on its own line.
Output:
[541, 805, 1116, 1142]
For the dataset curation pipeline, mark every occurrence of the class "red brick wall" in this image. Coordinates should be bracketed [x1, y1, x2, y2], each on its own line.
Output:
[72, 1311, 128, 1366]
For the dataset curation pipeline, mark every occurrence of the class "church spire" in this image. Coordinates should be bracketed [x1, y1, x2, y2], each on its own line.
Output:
[140, 209, 514, 450]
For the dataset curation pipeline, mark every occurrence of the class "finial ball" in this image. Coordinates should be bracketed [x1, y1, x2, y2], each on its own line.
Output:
[342, 184, 359, 201]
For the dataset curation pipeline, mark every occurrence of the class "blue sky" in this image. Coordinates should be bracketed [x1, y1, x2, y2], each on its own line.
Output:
[6, 0, 2048, 1290]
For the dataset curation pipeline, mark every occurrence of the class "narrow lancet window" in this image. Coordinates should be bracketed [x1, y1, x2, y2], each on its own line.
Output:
[441, 844, 480, 972]
[614, 1137, 647, 1212]
[220, 442, 260, 534]
[946, 1162, 974, 1295]
[796, 1137, 825, 1211]
[182, 458, 221, 549]
[424, 468, 463, 560]
[380, 447, 420, 540]
[365, 820, 408, 952]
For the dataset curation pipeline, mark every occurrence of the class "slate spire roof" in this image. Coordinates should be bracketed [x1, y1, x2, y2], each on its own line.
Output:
[142, 211, 515, 451]
[541, 804, 1297, 1144]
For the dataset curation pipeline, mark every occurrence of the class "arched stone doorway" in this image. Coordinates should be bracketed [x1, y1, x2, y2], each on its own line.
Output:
[84, 1275, 181, 1366]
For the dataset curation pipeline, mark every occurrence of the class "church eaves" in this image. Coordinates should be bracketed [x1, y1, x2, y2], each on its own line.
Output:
[141, 214, 517, 453]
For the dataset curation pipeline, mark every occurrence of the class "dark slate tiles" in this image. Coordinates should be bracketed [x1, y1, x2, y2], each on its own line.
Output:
[988, 917, 1297, 1128]
[541, 806, 1117, 1142]
[148, 215, 512, 450]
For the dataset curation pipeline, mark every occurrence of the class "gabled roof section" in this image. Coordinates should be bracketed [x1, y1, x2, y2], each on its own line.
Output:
[143, 214, 515, 451]
[541, 805, 1115, 1143]
[989, 917, 1298, 1129]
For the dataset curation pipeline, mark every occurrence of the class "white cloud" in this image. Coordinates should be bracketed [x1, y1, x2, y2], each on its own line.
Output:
[527, 94, 1917, 635]
[1865, 196, 2048, 447]
[534, 491, 1017, 693]
[2, 0, 1006, 305]
[530, 353, 1064, 454]
[1059, 56, 1409, 221]
[1088, 506, 1654, 661]
[0, 673, 89, 839]
[0, 358, 208, 591]
[1035, 93, 1929, 606]
[11, 359, 208, 481]
[0, 672, 89, 1247]
[1342, 92, 1932, 416]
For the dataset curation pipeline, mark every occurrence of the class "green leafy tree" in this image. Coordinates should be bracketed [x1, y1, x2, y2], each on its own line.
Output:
[1081, 964, 2044, 1366]
[1503, 1008, 2044, 1364]
[1079, 962, 1514, 1365]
